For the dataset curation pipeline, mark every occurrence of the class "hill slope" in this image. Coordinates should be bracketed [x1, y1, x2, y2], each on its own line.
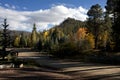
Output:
[56, 18, 85, 34]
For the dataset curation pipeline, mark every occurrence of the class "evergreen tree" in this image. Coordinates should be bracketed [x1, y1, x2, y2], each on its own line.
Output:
[0, 19, 11, 51]
[0, 19, 11, 59]
[31, 23, 38, 47]
[87, 4, 103, 49]
[106, 0, 120, 50]
[19, 33, 26, 47]
[36, 39, 43, 51]
[103, 13, 112, 49]
[27, 35, 32, 47]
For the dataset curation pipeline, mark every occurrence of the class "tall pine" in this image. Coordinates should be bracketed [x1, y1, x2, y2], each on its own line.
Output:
[106, 0, 120, 50]
[0, 19, 11, 59]
[87, 4, 103, 49]
[31, 23, 38, 47]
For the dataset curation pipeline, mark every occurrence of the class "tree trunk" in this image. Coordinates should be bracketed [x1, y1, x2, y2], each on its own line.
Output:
[94, 36, 98, 49]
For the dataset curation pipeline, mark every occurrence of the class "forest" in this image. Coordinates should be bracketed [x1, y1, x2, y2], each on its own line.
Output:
[0, 0, 120, 61]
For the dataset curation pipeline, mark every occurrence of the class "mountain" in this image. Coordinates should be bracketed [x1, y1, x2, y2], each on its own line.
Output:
[10, 30, 31, 36]
[0, 29, 31, 37]
[56, 18, 85, 34]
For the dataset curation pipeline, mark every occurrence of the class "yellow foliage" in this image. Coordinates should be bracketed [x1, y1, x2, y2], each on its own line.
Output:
[76, 27, 95, 49]
[14, 36, 20, 47]
[76, 28, 87, 40]
[44, 31, 49, 39]
[103, 31, 108, 42]
[86, 33, 95, 48]
[98, 30, 110, 47]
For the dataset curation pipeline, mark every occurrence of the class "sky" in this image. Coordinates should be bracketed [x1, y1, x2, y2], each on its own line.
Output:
[0, 0, 107, 32]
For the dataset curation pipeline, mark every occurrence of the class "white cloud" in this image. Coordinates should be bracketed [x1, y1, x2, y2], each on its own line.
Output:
[103, 8, 106, 12]
[0, 5, 88, 32]
[4, 3, 16, 9]
[23, 7, 27, 10]
[4, 3, 10, 8]
[11, 5, 16, 9]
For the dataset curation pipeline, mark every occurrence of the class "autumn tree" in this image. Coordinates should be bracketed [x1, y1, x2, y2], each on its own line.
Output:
[43, 31, 49, 41]
[76, 28, 94, 50]
[86, 33, 95, 49]
[76, 28, 87, 50]
[87, 4, 103, 49]
[14, 36, 20, 47]
[76, 28, 87, 40]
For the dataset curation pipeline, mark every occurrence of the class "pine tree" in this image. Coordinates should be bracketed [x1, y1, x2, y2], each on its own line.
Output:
[103, 13, 112, 49]
[0, 19, 11, 59]
[87, 4, 103, 49]
[19, 33, 26, 47]
[106, 0, 120, 50]
[31, 23, 38, 47]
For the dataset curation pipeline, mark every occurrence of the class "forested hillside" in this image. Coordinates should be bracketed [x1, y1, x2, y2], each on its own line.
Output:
[56, 17, 85, 35]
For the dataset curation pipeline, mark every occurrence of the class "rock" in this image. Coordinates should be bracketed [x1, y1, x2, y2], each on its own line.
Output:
[0, 63, 15, 69]
[0, 65, 5, 69]
[20, 63, 24, 68]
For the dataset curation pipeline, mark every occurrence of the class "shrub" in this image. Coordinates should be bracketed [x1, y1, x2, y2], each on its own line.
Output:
[51, 42, 79, 58]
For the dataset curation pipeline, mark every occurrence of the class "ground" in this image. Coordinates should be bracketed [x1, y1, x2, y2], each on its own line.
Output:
[0, 48, 120, 80]
[0, 68, 72, 80]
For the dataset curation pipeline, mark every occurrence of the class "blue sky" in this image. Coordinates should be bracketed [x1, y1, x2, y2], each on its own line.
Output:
[0, 0, 107, 32]
[0, 0, 106, 10]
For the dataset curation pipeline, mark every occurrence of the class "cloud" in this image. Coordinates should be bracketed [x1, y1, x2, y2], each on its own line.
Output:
[0, 5, 88, 32]
[103, 8, 106, 12]
[11, 5, 16, 9]
[4, 3, 16, 9]
[4, 3, 10, 8]
[23, 7, 27, 10]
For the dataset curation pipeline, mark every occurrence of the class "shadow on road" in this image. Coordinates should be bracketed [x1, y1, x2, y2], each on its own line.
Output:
[7, 48, 120, 80]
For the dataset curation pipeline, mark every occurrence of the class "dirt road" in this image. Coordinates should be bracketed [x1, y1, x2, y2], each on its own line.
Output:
[0, 68, 72, 80]
[0, 49, 120, 80]
[18, 50, 120, 80]
[35, 56, 120, 80]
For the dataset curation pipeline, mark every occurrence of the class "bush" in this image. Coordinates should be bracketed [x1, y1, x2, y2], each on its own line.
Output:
[50, 42, 80, 58]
